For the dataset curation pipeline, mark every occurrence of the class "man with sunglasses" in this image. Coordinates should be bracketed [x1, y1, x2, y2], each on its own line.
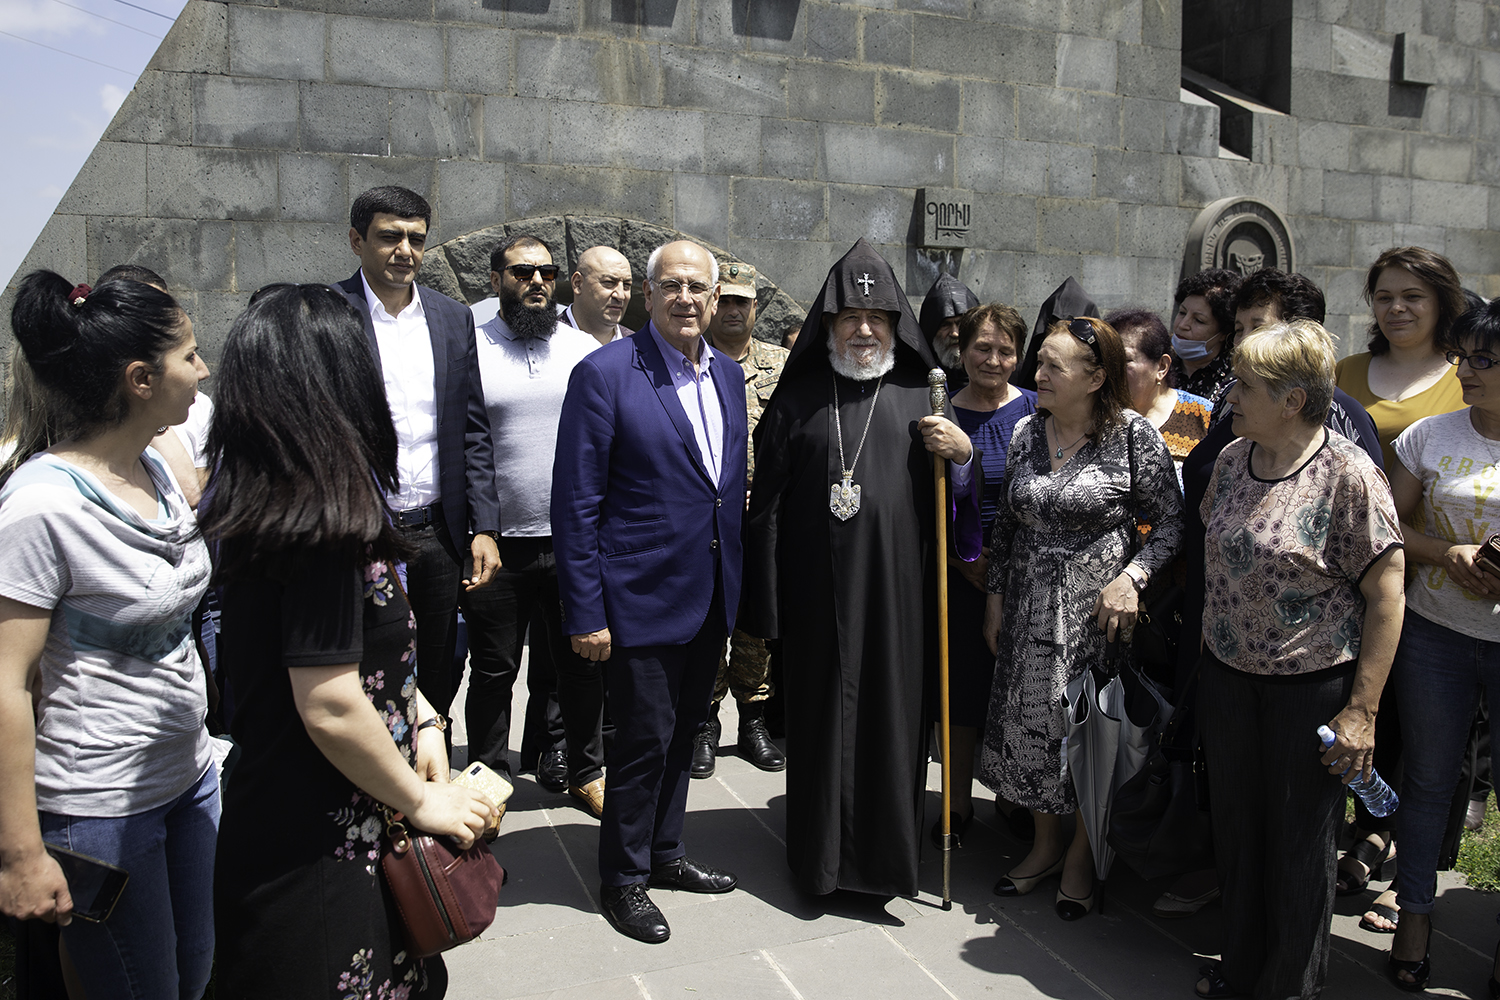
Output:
[461, 235, 609, 818]
[338, 185, 500, 724]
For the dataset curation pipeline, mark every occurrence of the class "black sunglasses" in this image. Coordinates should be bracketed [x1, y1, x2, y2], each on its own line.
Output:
[1447, 350, 1498, 371]
[506, 264, 560, 282]
[1067, 317, 1102, 360]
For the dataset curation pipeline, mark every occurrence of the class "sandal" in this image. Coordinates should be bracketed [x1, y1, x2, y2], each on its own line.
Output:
[1359, 889, 1400, 934]
[1386, 916, 1431, 993]
[1337, 835, 1394, 896]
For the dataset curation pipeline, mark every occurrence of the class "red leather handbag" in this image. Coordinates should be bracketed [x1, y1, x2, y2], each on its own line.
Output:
[380, 812, 505, 958]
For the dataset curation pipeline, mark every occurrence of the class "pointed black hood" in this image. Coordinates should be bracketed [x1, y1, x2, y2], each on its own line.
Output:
[1012, 276, 1099, 390]
[918, 273, 980, 341]
[783, 238, 936, 379]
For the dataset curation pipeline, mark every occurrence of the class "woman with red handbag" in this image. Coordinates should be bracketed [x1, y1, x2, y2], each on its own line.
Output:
[202, 284, 496, 999]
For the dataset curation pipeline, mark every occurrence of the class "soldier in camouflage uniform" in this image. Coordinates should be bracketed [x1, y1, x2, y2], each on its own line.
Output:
[693, 262, 788, 777]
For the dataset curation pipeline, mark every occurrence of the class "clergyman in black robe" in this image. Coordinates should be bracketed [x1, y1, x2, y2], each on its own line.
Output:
[744, 238, 981, 897]
[918, 272, 980, 393]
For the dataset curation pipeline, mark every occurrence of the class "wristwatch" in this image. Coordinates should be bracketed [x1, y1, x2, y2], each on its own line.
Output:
[416, 714, 447, 735]
[1123, 566, 1149, 593]
[474, 530, 500, 543]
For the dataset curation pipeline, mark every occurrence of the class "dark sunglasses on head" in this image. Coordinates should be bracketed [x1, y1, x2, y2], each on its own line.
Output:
[1447, 350, 1498, 371]
[1067, 316, 1103, 359]
[506, 264, 560, 282]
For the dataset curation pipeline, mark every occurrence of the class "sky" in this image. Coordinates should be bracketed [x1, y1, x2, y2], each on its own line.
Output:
[0, 0, 188, 290]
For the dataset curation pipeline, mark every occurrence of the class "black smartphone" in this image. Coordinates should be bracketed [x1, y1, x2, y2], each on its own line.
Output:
[44, 843, 129, 923]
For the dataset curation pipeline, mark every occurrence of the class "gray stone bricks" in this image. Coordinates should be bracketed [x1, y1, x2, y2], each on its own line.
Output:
[674, 173, 729, 247]
[194, 77, 300, 149]
[1049, 144, 1096, 199]
[703, 113, 763, 174]
[878, 71, 960, 131]
[328, 17, 446, 90]
[954, 136, 1005, 192]
[87, 218, 234, 292]
[435, 160, 507, 242]
[660, 48, 786, 116]
[228, 7, 326, 81]
[101, 71, 193, 146]
[299, 83, 390, 155]
[446, 26, 513, 94]
[391, 91, 481, 159]
[1056, 34, 1117, 93]
[731, 179, 826, 242]
[967, 192, 1040, 252]
[911, 17, 1053, 86]
[1409, 135, 1473, 182]
[827, 184, 915, 245]
[149, 0, 228, 75]
[1412, 180, 1489, 229]
[1166, 101, 1219, 158]
[1350, 129, 1407, 175]
[58, 143, 147, 218]
[277, 153, 346, 222]
[1017, 87, 1080, 143]
[862, 10, 912, 66]
[233, 221, 352, 290]
[961, 80, 1016, 138]
[482, 97, 551, 163]
[1096, 149, 1178, 205]
[788, 63, 877, 124]
[761, 120, 822, 179]
[508, 164, 672, 224]
[555, 104, 705, 171]
[806, 3, 859, 62]
[822, 123, 952, 186]
[344, 158, 437, 214]
[1322, 171, 1376, 219]
[516, 36, 663, 106]
[1038, 199, 1117, 255]
[146, 147, 278, 221]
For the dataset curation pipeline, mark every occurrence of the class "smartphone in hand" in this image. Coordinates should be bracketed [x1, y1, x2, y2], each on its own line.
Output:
[44, 844, 129, 923]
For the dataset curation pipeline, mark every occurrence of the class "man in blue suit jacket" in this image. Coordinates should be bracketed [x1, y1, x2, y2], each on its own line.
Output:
[553, 240, 748, 943]
[338, 186, 500, 720]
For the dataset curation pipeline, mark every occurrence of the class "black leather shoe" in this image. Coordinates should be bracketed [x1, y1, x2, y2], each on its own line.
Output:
[600, 883, 670, 944]
[737, 704, 786, 772]
[537, 746, 568, 792]
[648, 857, 737, 893]
[690, 713, 720, 779]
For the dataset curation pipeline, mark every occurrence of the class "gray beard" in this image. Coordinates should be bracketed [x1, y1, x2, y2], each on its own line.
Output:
[828, 339, 896, 381]
[931, 336, 961, 370]
[501, 290, 557, 342]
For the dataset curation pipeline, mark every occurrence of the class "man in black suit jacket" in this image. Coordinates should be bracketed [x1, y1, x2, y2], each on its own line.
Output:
[339, 186, 500, 719]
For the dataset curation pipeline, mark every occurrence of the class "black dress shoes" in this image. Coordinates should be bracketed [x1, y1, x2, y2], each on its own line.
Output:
[648, 857, 738, 893]
[690, 713, 720, 779]
[600, 883, 670, 943]
[537, 745, 568, 792]
[737, 704, 787, 772]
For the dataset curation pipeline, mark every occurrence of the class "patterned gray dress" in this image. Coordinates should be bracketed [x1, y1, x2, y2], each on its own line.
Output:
[979, 411, 1183, 813]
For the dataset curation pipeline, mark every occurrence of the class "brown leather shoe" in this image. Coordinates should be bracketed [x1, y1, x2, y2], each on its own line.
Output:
[568, 777, 605, 818]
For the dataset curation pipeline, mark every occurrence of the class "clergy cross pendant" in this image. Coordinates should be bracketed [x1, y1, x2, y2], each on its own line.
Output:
[830, 475, 861, 520]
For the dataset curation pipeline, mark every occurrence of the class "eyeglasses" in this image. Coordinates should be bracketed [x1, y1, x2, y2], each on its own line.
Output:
[654, 279, 713, 299]
[1067, 317, 1103, 360]
[505, 264, 560, 282]
[1447, 350, 1498, 371]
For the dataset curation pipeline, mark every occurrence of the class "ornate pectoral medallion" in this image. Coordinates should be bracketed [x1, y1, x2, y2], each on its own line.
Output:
[830, 474, 861, 520]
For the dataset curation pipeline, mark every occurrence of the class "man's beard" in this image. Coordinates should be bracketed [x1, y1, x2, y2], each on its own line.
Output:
[501, 286, 557, 342]
[829, 338, 896, 381]
[931, 335, 961, 370]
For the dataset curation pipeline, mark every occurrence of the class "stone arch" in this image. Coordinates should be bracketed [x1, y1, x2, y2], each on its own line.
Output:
[418, 216, 805, 346]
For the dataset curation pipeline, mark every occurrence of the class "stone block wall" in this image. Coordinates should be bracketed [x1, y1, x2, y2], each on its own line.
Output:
[3, 0, 1498, 369]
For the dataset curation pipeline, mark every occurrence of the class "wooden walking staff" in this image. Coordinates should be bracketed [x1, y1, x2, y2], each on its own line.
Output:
[927, 368, 953, 910]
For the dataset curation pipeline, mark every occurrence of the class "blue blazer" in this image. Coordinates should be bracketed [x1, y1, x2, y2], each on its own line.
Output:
[552, 324, 747, 648]
[339, 272, 500, 556]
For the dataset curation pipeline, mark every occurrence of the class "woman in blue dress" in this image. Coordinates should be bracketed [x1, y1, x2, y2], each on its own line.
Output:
[936, 303, 1037, 847]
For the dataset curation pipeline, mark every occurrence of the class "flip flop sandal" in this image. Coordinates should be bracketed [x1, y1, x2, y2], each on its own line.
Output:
[1360, 900, 1400, 934]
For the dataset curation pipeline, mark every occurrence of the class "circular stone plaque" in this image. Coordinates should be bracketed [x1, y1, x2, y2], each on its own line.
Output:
[1182, 196, 1295, 279]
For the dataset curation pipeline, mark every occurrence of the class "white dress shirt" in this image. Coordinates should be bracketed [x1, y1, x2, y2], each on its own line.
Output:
[362, 272, 440, 511]
[647, 324, 725, 486]
[563, 304, 627, 344]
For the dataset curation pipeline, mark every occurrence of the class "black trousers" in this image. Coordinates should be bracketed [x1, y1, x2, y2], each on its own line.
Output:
[401, 515, 462, 718]
[598, 582, 726, 887]
[458, 537, 605, 784]
[1200, 654, 1353, 1000]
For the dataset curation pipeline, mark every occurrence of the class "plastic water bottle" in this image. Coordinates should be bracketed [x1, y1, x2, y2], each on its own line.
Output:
[1317, 725, 1399, 818]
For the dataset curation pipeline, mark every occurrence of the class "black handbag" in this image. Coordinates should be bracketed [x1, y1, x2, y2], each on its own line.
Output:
[1108, 659, 1215, 881]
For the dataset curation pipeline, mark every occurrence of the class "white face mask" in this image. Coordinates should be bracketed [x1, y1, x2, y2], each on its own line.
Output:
[1172, 332, 1220, 361]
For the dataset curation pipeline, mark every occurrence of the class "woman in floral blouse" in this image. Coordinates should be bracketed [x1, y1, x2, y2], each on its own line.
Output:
[203, 285, 496, 999]
[1194, 321, 1405, 1000]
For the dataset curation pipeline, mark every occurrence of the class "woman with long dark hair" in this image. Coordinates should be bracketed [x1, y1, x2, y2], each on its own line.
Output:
[0, 270, 216, 998]
[202, 284, 495, 999]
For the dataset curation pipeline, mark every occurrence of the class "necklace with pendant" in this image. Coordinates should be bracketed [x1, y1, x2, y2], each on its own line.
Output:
[829, 372, 885, 520]
[1050, 415, 1088, 459]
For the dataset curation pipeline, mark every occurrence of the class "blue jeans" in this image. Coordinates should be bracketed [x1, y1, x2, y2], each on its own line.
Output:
[40, 764, 220, 999]
[1394, 608, 1500, 914]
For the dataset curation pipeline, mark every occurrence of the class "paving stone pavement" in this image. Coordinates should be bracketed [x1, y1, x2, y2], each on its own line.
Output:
[444, 658, 1496, 1000]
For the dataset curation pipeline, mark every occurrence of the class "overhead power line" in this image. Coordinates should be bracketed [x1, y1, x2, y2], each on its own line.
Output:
[50, 0, 165, 38]
[0, 28, 133, 74]
[109, 0, 175, 21]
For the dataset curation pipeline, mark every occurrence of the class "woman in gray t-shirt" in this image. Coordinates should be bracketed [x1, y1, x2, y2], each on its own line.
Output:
[0, 270, 215, 1000]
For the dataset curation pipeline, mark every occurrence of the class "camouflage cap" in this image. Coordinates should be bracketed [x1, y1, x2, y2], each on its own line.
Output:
[719, 261, 758, 299]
